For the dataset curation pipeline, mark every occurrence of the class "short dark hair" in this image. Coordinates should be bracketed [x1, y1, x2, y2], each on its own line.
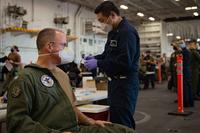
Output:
[11, 45, 19, 52]
[36, 28, 63, 50]
[94, 1, 120, 17]
[146, 50, 151, 54]
[189, 39, 197, 44]
[13, 45, 19, 52]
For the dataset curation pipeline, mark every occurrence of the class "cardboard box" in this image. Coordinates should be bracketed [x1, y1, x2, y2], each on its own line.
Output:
[82, 77, 96, 91]
[95, 78, 108, 90]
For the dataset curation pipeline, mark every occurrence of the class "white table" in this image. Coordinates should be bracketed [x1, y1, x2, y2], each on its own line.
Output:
[75, 90, 108, 105]
[0, 103, 7, 133]
[0, 104, 7, 122]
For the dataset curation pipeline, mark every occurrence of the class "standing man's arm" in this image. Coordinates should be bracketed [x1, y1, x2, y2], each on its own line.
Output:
[97, 31, 139, 76]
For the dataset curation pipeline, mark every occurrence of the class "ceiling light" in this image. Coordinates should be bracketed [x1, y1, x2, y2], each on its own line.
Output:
[185, 7, 192, 10]
[197, 38, 200, 42]
[120, 5, 128, 10]
[192, 6, 198, 10]
[185, 6, 198, 10]
[176, 36, 181, 39]
[193, 12, 199, 16]
[149, 17, 155, 21]
[166, 33, 173, 36]
[185, 38, 191, 41]
[175, 0, 180, 1]
[137, 12, 144, 17]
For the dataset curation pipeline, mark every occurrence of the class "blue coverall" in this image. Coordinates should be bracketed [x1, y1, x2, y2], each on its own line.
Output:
[182, 48, 194, 107]
[95, 17, 140, 129]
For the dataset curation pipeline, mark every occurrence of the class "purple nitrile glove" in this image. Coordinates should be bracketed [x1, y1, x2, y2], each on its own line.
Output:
[84, 58, 97, 70]
[84, 56, 94, 60]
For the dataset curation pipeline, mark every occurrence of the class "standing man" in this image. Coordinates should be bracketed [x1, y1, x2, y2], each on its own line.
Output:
[187, 39, 200, 100]
[84, 1, 140, 129]
[143, 50, 156, 89]
[172, 40, 194, 107]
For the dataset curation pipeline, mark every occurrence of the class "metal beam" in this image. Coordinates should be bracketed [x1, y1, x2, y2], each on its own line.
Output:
[169, 0, 181, 7]
[193, 0, 200, 7]
[124, 0, 146, 11]
[146, 0, 163, 9]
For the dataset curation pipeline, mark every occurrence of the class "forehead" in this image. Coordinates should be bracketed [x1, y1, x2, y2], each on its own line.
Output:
[55, 31, 66, 41]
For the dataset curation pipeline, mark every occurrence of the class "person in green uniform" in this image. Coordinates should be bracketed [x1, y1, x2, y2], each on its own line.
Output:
[2, 45, 22, 94]
[7, 28, 136, 133]
[187, 39, 200, 100]
[168, 45, 179, 91]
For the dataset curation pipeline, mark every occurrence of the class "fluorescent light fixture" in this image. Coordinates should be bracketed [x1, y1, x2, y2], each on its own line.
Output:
[193, 12, 199, 16]
[137, 12, 144, 17]
[166, 33, 173, 36]
[176, 36, 181, 39]
[185, 6, 198, 10]
[185, 7, 192, 10]
[120, 5, 128, 10]
[149, 17, 155, 21]
[185, 38, 191, 41]
[175, 0, 180, 1]
[197, 38, 200, 42]
[192, 6, 198, 10]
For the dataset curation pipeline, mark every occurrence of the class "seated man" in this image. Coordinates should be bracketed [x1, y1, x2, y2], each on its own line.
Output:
[7, 28, 136, 133]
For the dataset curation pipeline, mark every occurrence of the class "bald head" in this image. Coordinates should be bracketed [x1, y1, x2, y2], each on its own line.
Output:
[36, 28, 64, 50]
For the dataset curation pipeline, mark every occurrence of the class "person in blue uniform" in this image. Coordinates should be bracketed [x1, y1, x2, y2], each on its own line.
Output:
[172, 40, 194, 107]
[84, 1, 140, 129]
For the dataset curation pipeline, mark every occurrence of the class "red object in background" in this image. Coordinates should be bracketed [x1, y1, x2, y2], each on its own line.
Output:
[176, 54, 183, 113]
[83, 111, 109, 121]
[157, 62, 162, 83]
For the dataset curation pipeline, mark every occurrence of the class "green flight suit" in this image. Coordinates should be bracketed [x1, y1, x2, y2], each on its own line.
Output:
[169, 51, 179, 90]
[7, 64, 136, 133]
[189, 49, 200, 97]
[2, 66, 20, 93]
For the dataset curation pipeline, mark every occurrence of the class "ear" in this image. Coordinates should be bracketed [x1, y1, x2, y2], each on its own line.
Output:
[110, 11, 115, 17]
[46, 42, 54, 53]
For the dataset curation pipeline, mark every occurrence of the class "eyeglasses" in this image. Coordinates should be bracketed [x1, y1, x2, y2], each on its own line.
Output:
[49, 41, 68, 49]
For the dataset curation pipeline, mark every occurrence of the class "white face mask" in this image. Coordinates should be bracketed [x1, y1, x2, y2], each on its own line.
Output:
[38, 47, 74, 64]
[59, 47, 74, 64]
[101, 23, 113, 32]
[101, 16, 113, 32]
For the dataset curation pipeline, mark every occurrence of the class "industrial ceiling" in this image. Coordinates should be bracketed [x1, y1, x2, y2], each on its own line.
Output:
[57, 0, 200, 24]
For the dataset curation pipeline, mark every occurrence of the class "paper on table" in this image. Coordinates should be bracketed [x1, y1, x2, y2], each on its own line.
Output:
[5, 62, 13, 71]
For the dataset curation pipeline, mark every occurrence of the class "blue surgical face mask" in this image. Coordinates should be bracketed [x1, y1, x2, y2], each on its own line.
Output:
[39, 47, 74, 64]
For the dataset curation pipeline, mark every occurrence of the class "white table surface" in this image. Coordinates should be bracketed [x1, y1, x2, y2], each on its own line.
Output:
[0, 103, 7, 122]
[75, 90, 108, 105]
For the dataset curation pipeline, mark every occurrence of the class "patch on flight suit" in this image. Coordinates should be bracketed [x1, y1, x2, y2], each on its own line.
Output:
[11, 86, 21, 98]
[110, 40, 118, 47]
[41, 75, 54, 87]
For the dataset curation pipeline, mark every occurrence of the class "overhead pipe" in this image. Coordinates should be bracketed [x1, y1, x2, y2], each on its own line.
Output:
[31, 0, 34, 21]
[73, 5, 82, 62]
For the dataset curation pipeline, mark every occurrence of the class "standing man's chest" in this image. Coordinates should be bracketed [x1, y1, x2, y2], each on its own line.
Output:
[105, 31, 121, 54]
